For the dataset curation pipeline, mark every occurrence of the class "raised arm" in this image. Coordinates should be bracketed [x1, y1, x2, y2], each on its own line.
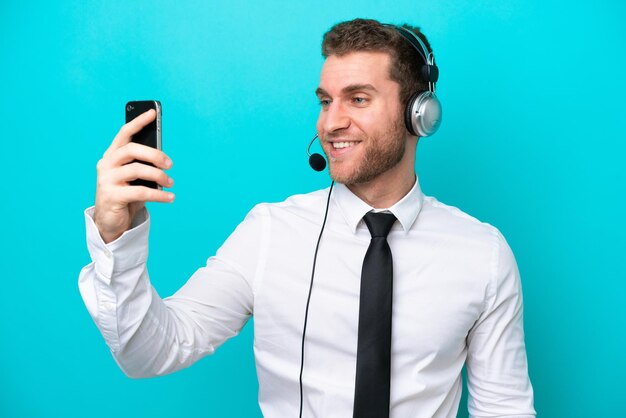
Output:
[78, 111, 259, 377]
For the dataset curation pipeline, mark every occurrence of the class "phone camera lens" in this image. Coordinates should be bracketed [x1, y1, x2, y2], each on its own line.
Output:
[127, 104, 134, 112]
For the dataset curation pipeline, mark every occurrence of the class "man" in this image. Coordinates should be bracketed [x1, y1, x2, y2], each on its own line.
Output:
[79, 18, 535, 417]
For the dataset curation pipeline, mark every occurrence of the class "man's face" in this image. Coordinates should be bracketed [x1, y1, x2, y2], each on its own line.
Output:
[316, 51, 407, 185]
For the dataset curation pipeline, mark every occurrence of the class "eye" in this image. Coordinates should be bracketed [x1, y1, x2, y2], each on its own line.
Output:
[352, 96, 368, 105]
[319, 98, 331, 108]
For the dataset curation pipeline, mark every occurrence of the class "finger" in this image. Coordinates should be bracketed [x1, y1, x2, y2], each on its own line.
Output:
[106, 142, 172, 170]
[111, 162, 174, 188]
[115, 185, 175, 204]
[104, 109, 156, 155]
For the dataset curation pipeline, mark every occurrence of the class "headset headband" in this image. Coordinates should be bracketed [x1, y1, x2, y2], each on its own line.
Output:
[383, 24, 439, 91]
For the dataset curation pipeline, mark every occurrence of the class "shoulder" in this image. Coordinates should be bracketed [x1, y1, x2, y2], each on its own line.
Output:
[247, 187, 331, 222]
[417, 195, 518, 296]
[217, 188, 328, 258]
[418, 194, 508, 255]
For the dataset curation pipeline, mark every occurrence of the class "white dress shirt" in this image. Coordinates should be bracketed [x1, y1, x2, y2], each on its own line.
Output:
[78, 178, 535, 417]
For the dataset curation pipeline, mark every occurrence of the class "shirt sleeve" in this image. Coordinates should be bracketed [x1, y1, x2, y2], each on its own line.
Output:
[465, 230, 536, 417]
[77, 205, 263, 378]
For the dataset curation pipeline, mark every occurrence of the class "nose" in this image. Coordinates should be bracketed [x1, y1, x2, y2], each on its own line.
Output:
[318, 101, 350, 135]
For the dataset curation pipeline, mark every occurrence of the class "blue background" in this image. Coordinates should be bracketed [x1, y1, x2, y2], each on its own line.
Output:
[1, 0, 624, 416]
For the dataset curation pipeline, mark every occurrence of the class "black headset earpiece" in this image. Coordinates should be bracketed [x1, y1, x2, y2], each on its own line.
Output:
[386, 24, 442, 137]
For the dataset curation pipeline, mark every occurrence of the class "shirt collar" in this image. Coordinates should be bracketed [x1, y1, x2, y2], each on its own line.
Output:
[332, 176, 424, 234]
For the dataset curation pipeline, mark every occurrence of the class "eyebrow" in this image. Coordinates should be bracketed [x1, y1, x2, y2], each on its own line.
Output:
[315, 83, 378, 98]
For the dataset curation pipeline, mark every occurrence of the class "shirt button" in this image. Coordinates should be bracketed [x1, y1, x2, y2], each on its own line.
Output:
[102, 302, 115, 311]
[104, 251, 113, 259]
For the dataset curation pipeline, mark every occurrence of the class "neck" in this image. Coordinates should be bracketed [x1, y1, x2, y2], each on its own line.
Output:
[347, 137, 418, 209]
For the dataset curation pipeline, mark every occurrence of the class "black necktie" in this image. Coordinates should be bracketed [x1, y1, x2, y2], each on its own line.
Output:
[353, 211, 397, 418]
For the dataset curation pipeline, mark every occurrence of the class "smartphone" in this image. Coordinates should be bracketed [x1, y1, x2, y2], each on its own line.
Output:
[125, 100, 162, 189]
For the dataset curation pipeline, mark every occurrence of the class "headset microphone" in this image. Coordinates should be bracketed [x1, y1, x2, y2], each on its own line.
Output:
[307, 134, 327, 171]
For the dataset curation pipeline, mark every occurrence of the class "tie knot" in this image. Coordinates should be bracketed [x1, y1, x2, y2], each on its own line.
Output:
[363, 212, 397, 238]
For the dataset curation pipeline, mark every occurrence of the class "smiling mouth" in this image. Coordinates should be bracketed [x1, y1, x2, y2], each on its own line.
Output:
[332, 141, 360, 149]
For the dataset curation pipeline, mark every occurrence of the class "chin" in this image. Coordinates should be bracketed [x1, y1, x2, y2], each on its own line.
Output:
[329, 166, 371, 185]
[328, 162, 356, 184]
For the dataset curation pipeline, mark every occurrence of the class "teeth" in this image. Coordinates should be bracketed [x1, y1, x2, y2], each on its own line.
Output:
[333, 141, 357, 149]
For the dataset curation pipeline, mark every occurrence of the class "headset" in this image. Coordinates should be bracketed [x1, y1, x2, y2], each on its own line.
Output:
[387, 24, 442, 138]
[300, 24, 441, 417]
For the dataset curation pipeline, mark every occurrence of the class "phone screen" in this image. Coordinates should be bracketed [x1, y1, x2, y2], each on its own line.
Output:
[125, 100, 162, 189]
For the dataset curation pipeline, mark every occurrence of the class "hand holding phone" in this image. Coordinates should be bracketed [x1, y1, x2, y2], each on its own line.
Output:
[93, 101, 174, 244]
